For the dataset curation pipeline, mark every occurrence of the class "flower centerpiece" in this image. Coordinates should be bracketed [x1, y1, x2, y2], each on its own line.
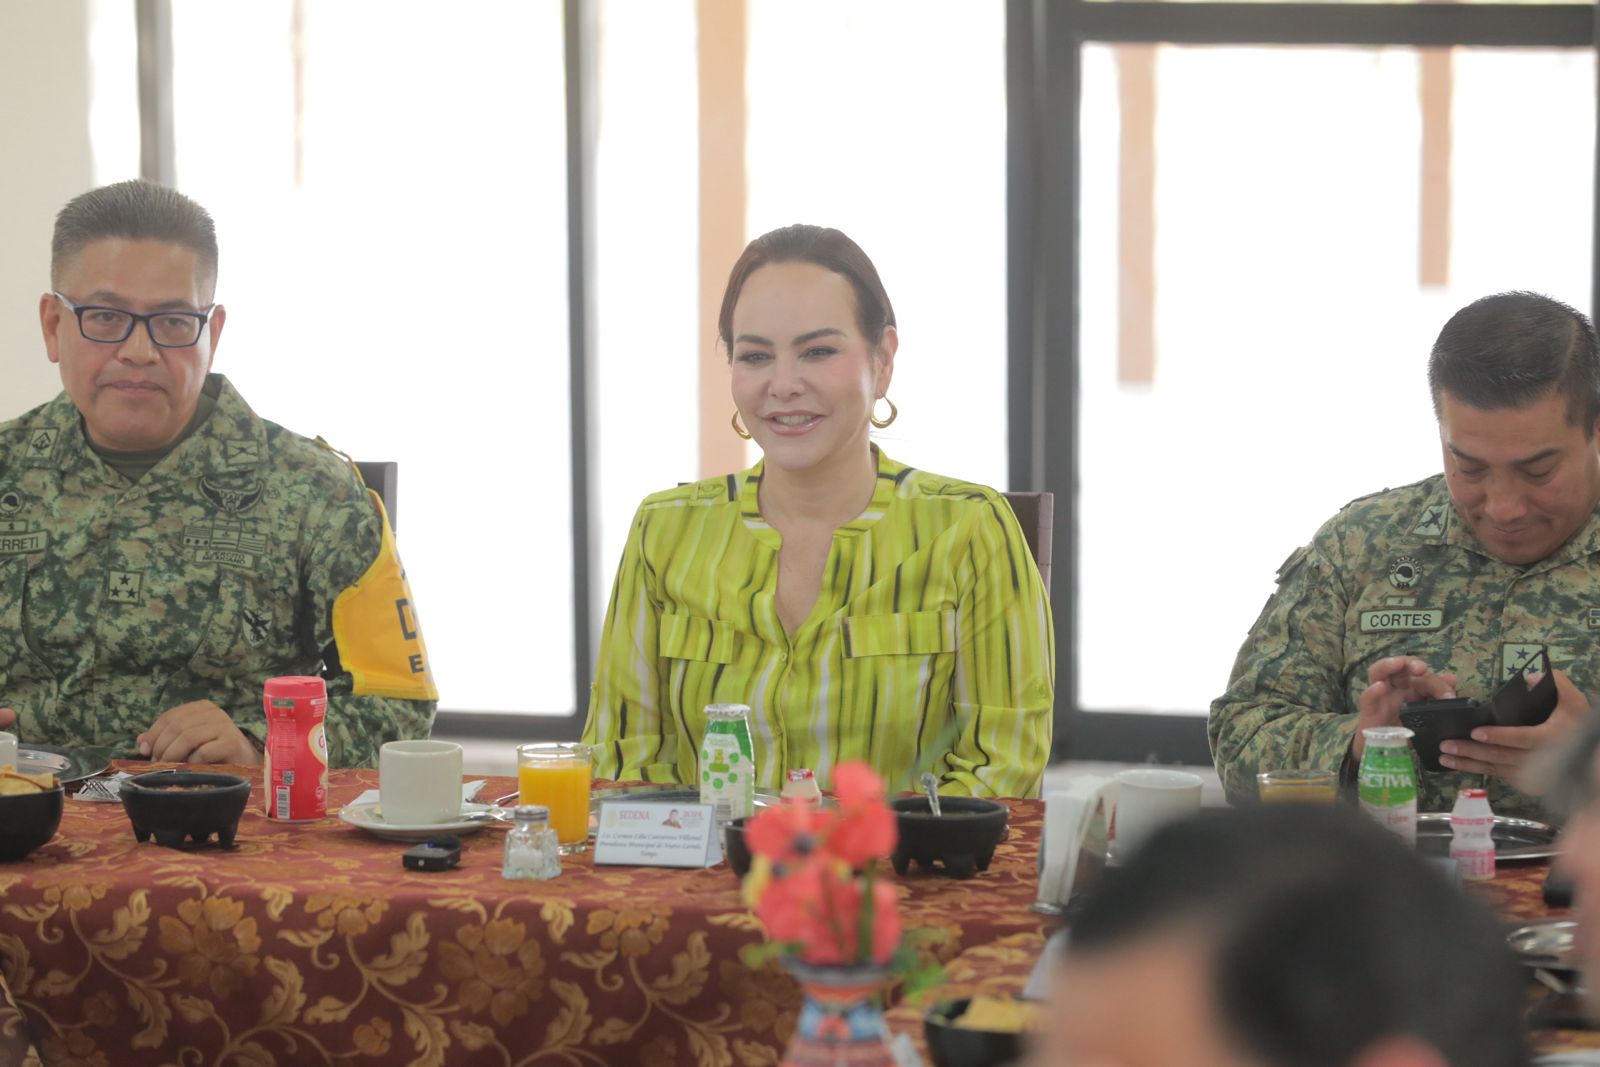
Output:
[739, 762, 940, 1064]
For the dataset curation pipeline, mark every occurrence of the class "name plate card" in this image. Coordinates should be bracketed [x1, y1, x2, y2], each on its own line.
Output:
[592, 801, 724, 868]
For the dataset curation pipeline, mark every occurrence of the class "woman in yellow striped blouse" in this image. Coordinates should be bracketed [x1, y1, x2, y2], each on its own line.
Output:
[582, 226, 1055, 798]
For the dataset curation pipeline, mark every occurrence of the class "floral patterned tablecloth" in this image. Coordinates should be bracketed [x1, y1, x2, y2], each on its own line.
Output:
[0, 765, 1051, 1067]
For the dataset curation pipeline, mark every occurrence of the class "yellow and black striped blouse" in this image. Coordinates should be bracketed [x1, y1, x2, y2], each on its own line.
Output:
[581, 450, 1055, 798]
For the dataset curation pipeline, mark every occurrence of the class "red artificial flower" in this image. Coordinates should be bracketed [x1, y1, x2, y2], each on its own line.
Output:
[824, 762, 896, 867]
[746, 797, 826, 866]
[742, 761, 906, 968]
[833, 761, 886, 808]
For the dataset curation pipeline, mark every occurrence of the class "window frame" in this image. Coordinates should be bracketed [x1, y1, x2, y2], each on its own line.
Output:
[1005, 0, 1600, 764]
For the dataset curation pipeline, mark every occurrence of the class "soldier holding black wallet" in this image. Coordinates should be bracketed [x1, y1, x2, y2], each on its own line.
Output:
[1210, 292, 1600, 820]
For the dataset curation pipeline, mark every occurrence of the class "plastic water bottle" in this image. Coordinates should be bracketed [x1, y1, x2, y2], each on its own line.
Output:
[1358, 726, 1418, 845]
[1449, 788, 1496, 881]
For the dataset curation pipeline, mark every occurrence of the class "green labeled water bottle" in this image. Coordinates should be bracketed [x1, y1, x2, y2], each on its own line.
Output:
[1358, 726, 1418, 845]
[700, 703, 756, 826]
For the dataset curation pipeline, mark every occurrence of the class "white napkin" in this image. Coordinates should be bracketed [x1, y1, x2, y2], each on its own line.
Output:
[1036, 776, 1117, 910]
[351, 780, 487, 810]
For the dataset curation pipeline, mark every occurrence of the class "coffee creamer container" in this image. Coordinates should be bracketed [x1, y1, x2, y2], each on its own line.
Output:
[263, 675, 329, 821]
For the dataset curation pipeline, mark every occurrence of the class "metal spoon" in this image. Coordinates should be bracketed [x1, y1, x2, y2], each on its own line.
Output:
[920, 772, 942, 818]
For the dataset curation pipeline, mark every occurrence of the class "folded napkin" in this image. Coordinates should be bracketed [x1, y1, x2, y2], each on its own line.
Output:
[1036, 776, 1117, 911]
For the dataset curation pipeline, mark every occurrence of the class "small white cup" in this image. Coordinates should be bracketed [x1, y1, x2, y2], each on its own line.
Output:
[379, 740, 463, 825]
[0, 731, 16, 770]
[1111, 768, 1204, 862]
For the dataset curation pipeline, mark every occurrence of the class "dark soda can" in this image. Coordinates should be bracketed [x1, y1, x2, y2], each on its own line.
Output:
[263, 676, 329, 821]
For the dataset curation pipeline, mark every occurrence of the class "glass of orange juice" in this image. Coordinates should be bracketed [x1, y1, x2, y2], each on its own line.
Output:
[517, 743, 594, 852]
[1257, 769, 1338, 805]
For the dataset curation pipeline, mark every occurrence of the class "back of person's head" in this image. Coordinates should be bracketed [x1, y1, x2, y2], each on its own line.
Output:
[51, 179, 219, 293]
[1069, 806, 1528, 1067]
[1428, 291, 1600, 433]
[717, 224, 896, 351]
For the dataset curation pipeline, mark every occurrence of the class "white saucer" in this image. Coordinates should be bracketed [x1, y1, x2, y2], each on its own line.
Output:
[338, 801, 505, 842]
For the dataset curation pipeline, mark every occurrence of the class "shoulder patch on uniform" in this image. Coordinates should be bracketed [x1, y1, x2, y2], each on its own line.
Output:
[1275, 545, 1311, 585]
[1411, 503, 1449, 538]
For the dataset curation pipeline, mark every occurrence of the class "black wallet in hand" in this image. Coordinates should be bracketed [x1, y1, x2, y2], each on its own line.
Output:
[1398, 649, 1557, 773]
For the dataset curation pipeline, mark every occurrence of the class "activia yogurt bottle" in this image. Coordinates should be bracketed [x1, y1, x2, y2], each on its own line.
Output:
[1358, 725, 1418, 845]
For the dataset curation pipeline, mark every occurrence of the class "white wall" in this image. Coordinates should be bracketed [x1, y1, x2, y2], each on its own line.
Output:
[0, 1, 95, 420]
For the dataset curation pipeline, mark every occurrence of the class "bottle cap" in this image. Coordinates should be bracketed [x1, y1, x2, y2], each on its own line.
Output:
[264, 676, 328, 700]
[705, 703, 751, 721]
[1461, 788, 1488, 799]
[1361, 726, 1415, 745]
[786, 769, 816, 782]
[513, 805, 551, 821]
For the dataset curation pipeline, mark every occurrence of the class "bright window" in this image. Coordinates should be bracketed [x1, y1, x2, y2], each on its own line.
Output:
[1076, 44, 1596, 713]
[170, 0, 573, 714]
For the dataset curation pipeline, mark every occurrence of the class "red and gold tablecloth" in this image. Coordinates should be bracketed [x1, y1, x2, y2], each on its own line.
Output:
[0, 765, 1052, 1067]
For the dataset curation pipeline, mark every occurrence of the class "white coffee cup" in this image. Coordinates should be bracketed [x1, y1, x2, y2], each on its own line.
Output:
[379, 740, 463, 825]
[0, 731, 16, 770]
[1111, 768, 1204, 862]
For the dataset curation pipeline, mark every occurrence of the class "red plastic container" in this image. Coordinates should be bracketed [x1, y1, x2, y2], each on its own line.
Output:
[262, 676, 328, 821]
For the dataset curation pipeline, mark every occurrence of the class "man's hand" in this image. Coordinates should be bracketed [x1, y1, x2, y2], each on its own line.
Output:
[137, 701, 261, 766]
[1439, 670, 1591, 792]
[1354, 656, 1458, 761]
[0, 707, 14, 730]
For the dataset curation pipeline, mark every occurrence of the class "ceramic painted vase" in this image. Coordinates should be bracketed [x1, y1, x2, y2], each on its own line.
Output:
[780, 958, 895, 1067]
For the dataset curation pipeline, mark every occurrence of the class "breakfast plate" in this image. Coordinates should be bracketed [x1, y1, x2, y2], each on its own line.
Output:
[1508, 919, 1581, 975]
[338, 801, 507, 842]
[18, 745, 111, 786]
[1414, 813, 1559, 862]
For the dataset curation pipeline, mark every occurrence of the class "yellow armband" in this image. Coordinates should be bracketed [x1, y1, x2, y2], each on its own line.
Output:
[331, 491, 440, 701]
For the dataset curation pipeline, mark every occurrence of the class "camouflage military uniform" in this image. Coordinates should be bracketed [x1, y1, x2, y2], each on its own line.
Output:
[0, 374, 437, 767]
[1209, 474, 1600, 819]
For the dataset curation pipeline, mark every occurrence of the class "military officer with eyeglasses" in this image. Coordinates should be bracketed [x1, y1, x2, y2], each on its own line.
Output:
[0, 180, 438, 768]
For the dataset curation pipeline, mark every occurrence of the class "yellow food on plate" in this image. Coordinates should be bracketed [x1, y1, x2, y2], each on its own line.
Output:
[0, 765, 57, 795]
[953, 994, 1040, 1033]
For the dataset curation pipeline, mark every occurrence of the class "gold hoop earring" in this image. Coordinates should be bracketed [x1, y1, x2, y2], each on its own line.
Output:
[869, 396, 898, 429]
[731, 411, 753, 440]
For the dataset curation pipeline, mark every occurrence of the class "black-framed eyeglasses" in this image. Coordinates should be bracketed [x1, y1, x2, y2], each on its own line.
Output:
[52, 291, 215, 348]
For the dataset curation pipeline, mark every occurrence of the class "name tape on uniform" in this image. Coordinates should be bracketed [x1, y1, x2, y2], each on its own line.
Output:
[1359, 609, 1443, 633]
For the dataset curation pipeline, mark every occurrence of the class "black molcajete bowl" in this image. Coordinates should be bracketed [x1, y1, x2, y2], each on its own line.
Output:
[890, 796, 1009, 878]
[121, 771, 252, 849]
[0, 787, 64, 862]
[924, 997, 1027, 1067]
[725, 815, 754, 879]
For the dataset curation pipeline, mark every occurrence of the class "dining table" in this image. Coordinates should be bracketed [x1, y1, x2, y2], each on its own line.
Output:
[0, 763, 1054, 1067]
[2, 769, 1595, 1066]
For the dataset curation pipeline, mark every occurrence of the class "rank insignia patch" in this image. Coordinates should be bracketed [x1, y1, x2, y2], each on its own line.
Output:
[0, 490, 21, 516]
[1589, 609, 1600, 631]
[107, 570, 143, 604]
[1501, 643, 1548, 680]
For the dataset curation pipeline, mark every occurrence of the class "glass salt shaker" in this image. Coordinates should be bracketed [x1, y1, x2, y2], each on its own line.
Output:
[502, 804, 562, 880]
